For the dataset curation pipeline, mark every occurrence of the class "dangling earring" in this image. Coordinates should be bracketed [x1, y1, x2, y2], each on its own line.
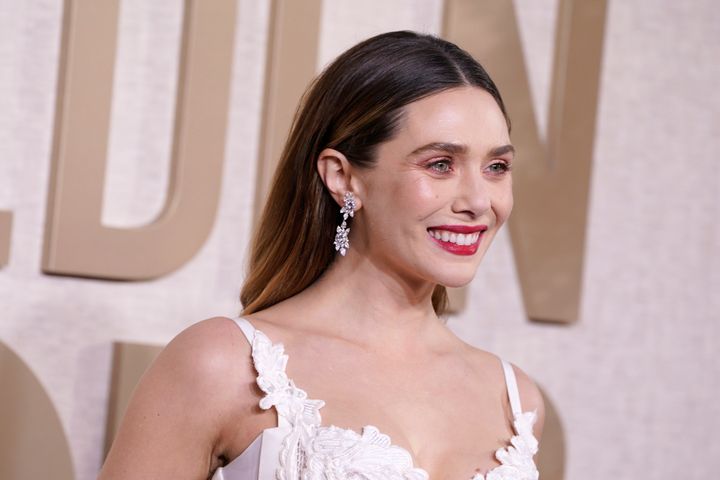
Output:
[334, 192, 356, 256]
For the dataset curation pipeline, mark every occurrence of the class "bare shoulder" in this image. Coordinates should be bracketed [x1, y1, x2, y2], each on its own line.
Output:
[99, 316, 257, 479]
[168, 315, 257, 386]
[459, 342, 546, 441]
[161, 316, 253, 374]
[142, 316, 257, 406]
[506, 361, 546, 440]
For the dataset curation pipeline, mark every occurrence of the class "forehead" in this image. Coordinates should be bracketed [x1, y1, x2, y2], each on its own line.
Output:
[393, 86, 510, 153]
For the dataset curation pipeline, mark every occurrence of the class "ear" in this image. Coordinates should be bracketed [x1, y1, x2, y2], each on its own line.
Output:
[316, 148, 364, 210]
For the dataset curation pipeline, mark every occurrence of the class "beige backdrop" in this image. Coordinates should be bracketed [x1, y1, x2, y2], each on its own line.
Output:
[0, 0, 719, 479]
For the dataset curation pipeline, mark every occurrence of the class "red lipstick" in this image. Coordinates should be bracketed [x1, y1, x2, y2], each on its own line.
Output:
[427, 225, 487, 256]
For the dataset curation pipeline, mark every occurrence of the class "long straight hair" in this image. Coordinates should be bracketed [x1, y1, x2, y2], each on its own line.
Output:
[241, 31, 508, 316]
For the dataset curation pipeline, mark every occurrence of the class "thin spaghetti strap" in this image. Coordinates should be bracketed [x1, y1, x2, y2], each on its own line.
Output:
[230, 317, 302, 429]
[232, 317, 256, 346]
[232, 316, 291, 428]
[501, 358, 522, 417]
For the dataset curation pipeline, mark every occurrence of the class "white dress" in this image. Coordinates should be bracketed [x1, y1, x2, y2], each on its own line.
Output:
[211, 317, 539, 480]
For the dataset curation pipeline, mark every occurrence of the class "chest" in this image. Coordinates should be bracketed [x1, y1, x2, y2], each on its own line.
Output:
[278, 344, 517, 477]
[219, 323, 539, 480]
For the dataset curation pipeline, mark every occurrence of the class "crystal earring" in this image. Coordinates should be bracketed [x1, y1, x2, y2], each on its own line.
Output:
[333, 192, 356, 256]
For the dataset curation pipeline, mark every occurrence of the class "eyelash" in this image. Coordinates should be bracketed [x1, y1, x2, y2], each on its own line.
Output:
[487, 161, 512, 175]
[426, 159, 512, 176]
[428, 159, 453, 173]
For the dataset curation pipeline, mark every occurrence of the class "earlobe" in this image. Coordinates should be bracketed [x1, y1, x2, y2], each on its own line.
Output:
[316, 148, 362, 210]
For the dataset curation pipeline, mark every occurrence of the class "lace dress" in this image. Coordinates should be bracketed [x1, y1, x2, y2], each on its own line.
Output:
[211, 317, 539, 480]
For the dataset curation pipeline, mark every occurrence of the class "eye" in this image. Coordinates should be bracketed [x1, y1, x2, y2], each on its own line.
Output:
[486, 160, 512, 175]
[428, 159, 453, 174]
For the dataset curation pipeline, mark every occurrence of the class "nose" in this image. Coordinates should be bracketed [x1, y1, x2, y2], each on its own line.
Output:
[451, 168, 491, 218]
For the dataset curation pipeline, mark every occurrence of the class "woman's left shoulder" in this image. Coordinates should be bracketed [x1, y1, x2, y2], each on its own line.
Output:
[461, 344, 546, 440]
[503, 360, 546, 440]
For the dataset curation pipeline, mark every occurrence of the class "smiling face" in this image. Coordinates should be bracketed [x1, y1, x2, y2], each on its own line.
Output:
[352, 86, 514, 288]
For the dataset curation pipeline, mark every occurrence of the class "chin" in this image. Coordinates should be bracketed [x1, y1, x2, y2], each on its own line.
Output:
[438, 278, 474, 289]
[431, 249, 493, 287]
[431, 267, 478, 289]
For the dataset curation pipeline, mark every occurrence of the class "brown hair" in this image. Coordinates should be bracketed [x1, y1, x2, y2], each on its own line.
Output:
[241, 31, 508, 315]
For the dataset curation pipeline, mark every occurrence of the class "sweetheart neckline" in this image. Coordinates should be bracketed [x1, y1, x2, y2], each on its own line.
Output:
[226, 412, 537, 479]
[220, 322, 539, 479]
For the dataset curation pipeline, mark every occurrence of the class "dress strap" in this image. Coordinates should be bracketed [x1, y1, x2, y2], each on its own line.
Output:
[501, 358, 522, 417]
[229, 316, 324, 430]
[233, 316, 256, 345]
[231, 317, 290, 428]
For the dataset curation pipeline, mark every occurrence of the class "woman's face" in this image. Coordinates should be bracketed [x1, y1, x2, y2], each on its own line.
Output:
[353, 86, 514, 289]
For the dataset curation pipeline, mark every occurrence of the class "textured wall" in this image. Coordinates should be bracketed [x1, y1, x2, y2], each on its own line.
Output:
[0, 0, 718, 479]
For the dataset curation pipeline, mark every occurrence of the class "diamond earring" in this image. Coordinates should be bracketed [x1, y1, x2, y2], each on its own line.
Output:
[333, 192, 356, 256]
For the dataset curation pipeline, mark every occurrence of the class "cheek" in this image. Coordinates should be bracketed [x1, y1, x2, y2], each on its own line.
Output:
[391, 176, 443, 218]
[493, 185, 514, 225]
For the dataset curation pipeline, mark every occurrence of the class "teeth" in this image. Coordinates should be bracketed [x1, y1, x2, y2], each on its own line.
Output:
[429, 229, 481, 245]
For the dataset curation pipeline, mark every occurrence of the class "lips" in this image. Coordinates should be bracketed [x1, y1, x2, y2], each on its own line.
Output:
[427, 225, 487, 256]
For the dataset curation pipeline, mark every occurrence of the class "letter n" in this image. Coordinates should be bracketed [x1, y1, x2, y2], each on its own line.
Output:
[444, 0, 608, 322]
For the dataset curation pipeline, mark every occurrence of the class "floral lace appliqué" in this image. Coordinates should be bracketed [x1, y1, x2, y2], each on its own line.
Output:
[251, 330, 324, 426]
[305, 425, 429, 480]
[249, 329, 539, 480]
[470, 411, 539, 480]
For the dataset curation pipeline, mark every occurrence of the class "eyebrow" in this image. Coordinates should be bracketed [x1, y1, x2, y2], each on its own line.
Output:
[409, 142, 467, 156]
[409, 142, 515, 158]
[488, 144, 515, 158]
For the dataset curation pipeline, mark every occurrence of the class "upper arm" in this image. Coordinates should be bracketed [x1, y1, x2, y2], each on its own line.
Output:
[511, 364, 546, 441]
[99, 317, 254, 480]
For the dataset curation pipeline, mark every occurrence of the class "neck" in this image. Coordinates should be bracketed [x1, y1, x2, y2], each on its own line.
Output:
[271, 248, 448, 353]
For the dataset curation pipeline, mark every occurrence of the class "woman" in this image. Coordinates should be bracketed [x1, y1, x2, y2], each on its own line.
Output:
[99, 31, 545, 480]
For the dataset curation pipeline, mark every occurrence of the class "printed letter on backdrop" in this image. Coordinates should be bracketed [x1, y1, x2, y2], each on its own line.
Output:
[444, 0, 607, 322]
[43, 0, 236, 280]
[253, 0, 322, 223]
[0, 342, 75, 480]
